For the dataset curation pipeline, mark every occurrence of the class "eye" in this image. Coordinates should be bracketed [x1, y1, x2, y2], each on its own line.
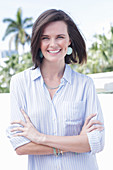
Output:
[41, 37, 49, 40]
[57, 36, 64, 39]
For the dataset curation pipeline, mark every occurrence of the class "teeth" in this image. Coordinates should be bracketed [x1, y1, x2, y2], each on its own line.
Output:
[49, 50, 60, 53]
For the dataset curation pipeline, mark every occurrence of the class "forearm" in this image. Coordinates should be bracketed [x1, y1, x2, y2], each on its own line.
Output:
[16, 142, 54, 155]
[16, 134, 90, 155]
[40, 134, 91, 153]
[12, 111, 103, 154]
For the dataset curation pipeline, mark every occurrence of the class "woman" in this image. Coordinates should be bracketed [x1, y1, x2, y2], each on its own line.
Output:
[8, 9, 105, 170]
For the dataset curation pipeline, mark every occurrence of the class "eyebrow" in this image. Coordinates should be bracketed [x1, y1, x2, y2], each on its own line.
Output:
[41, 34, 66, 37]
[57, 34, 66, 36]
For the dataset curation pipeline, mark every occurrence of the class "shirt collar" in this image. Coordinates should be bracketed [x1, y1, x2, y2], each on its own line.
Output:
[31, 64, 72, 84]
[62, 64, 72, 84]
[31, 67, 41, 81]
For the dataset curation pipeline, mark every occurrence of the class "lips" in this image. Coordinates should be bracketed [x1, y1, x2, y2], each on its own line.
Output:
[47, 49, 61, 54]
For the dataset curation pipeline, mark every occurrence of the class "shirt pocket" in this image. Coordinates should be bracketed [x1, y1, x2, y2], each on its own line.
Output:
[62, 101, 85, 136]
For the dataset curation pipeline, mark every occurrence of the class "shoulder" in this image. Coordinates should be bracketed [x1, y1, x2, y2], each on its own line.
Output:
[11, 67, 35, 83]
[10, 67, 39, 93]
[10, 67, 36, 88]
[71, 69, 96, 98]
[71, 68, 94, 86]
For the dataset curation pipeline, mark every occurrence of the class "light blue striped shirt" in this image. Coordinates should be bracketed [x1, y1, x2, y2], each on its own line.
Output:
[7, 64, 105, 170]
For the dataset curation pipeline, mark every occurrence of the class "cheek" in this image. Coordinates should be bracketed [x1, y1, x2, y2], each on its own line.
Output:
[40, 40, 49, 48]
[40, 43, 43, 50]
[62, 42, 69, 52]
[60, 40, 69, 49]
[40, 43, 47, 52]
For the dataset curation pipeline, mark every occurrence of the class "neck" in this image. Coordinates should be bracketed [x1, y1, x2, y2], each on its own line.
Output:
[40, 60, 65, 80]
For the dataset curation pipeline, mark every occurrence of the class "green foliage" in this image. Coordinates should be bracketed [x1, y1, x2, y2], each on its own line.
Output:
[2, 7, 33, 51]
[1, 7, 113, 92]
[75, 25, 113, 74]
[0, 53, 33, 93]
[0, 7, 33, 93]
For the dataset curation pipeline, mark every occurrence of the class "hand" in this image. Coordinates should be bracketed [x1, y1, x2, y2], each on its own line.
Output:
[80, 113, 104, 135]
[11, 109, 46, 144]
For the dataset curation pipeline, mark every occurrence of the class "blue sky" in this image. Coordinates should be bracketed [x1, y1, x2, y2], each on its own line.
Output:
[0, 0, 113, 51]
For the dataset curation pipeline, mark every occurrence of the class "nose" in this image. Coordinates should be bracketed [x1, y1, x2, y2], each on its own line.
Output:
[49, 38, 56, 47]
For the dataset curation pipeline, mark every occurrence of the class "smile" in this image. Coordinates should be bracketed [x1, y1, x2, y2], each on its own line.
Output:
[48, 49, 61, 54]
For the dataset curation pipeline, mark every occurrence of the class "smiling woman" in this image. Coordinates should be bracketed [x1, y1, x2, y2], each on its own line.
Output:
[7, 9, 105, 170]
[40, 21, 71, 64]
[31, 9, 87, 68]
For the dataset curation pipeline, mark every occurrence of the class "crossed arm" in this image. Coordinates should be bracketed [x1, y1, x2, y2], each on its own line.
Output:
[11, 110, 104, 155]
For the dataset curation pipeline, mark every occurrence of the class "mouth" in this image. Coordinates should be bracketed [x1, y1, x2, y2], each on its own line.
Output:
[47, 49, 61, 54]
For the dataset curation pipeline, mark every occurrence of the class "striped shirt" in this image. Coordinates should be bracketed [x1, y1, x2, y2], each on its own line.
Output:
[7, 64, 105, 170]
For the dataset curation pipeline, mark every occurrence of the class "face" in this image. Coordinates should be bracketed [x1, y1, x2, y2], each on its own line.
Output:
[40, 21, 71, 64]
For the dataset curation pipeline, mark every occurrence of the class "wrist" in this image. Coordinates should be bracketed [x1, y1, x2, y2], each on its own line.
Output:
[53, 148, 64, 157]
[35, 133, 46, 144]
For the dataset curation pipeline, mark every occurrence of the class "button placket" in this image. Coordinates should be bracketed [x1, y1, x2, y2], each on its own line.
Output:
[51, 102, 57, 135]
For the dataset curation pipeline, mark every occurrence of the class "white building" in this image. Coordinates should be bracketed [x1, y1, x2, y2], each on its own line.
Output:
[89, 71, 113, 93]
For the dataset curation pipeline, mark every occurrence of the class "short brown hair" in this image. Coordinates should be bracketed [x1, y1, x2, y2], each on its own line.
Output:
[31, 9, 87, 68]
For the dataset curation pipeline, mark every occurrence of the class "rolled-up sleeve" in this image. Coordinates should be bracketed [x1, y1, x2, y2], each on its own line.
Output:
[6, 74, 30, 150]
[85, 77, 105, 154]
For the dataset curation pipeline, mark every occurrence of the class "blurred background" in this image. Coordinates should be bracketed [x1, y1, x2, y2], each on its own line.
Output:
[0, 0, 113, 93]
[0, 0, 113, 169]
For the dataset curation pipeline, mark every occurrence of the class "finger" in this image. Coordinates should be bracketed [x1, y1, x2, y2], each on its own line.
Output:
[87, 125, 104, 132]
[87, 120, 103, 128]
[84, 113, 97, 126]
[11, 120, 26, 127]
[12, 132, 24, 137]
[21, 109, 30, 123]
[98, 127, 104, 131]
[11, 127, 24, 132]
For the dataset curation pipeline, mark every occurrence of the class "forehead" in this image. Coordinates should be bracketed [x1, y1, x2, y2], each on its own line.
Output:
[42, 21, 68, 35]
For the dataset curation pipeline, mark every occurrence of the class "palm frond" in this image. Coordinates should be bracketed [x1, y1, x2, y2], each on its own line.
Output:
[24, 24, 33, 29]
[23, 17, 33, 24]
[16, 8, 22, 25]
[2, 7, 32, 51]
[25, 32, 31, 42]
[3, 18, 15, 23]
[6, 23, 19, 30]
[2, 28, 17, 40]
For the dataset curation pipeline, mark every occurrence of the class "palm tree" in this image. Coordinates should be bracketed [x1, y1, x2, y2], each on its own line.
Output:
[74, 25, 113, 74]
[2, 7, 33, 52]
[88, 26, 113, 72]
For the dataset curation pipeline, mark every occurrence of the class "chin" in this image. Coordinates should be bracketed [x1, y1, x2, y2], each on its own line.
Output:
[45, 57, 64, 63]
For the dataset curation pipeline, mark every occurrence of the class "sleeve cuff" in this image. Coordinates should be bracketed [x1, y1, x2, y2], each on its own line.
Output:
[6, 126, 30, 150]
[87, 129, 105, 154]
[10, 136, 30, 150]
